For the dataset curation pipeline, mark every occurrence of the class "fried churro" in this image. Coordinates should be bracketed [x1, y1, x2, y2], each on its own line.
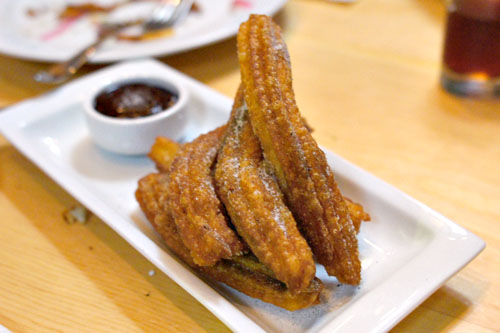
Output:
[215, 87, 315, 294]
[237, 15, 361, 284]
[167, 127, 246, 266]
[203, 259, 323, 311]
[135, 14, 371, 311]
[136, 173, 195, 265]
[345, 197, 371, 233]
[148, 137, 181, 172]
[136, 173, 323, 311]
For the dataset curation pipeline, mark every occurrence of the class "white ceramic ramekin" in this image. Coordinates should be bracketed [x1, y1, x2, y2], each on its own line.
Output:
[83, 75, 188, 155]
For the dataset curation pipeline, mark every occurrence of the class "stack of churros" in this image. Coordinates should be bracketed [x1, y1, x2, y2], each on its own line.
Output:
[135, 14, 370, 311]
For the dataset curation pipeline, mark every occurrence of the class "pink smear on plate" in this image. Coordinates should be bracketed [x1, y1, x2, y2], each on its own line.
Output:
[41, 15, 83, 41]
[233, 0, 252, 9]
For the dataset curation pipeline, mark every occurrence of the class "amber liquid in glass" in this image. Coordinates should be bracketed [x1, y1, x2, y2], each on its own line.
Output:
[441, 1, 500, 96]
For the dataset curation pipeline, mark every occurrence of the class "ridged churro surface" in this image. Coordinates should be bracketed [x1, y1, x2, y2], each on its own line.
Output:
[237, 15, 361, 284]
[166, 127, 245, 266]
[136, 173, 196, 266]
[215, 88, 315, 294]
[136, 172, 323, 311]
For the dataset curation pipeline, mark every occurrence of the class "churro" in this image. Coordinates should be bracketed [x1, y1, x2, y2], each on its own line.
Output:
[167, 127, 246, 266]
[136, 173, 323, 311]
[215, 87, 315, 294]
[237, 15, 361, 284]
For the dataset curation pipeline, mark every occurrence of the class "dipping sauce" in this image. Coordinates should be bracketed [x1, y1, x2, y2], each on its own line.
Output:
[94, 83, 178, 119]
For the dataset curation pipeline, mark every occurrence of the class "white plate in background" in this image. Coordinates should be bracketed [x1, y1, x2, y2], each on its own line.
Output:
[0, 59, 485, 332]
[0, 0, 287, 63]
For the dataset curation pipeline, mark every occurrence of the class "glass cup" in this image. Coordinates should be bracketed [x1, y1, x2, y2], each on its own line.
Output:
[441, 0, 500, 97]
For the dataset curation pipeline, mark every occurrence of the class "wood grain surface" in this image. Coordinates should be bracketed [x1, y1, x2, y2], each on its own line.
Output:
[1, 0, 499, 332]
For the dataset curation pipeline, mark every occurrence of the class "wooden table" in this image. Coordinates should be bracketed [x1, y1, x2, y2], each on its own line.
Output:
[1, 0, 499, 331]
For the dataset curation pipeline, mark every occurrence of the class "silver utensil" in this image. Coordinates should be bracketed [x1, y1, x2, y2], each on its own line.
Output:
[34, 0, 193, 84]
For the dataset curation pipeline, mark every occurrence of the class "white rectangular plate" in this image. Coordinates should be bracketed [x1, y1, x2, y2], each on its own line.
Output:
[0, 59, 484, 333]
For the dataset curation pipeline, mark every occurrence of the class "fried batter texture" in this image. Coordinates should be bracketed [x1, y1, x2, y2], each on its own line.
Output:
[148, 137, 181, 172]
[345, 197, 371, 233]
[237, 15, 361, 284]
[204, 259, 323, 311]
[136, 173, 195, 265]
[167, 127, 246, 266]
[215, 88, 315, 294]
[136, 173, 323, 311]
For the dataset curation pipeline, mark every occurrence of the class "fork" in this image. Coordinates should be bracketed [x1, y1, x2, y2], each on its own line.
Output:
[34, 0, 193, 84]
